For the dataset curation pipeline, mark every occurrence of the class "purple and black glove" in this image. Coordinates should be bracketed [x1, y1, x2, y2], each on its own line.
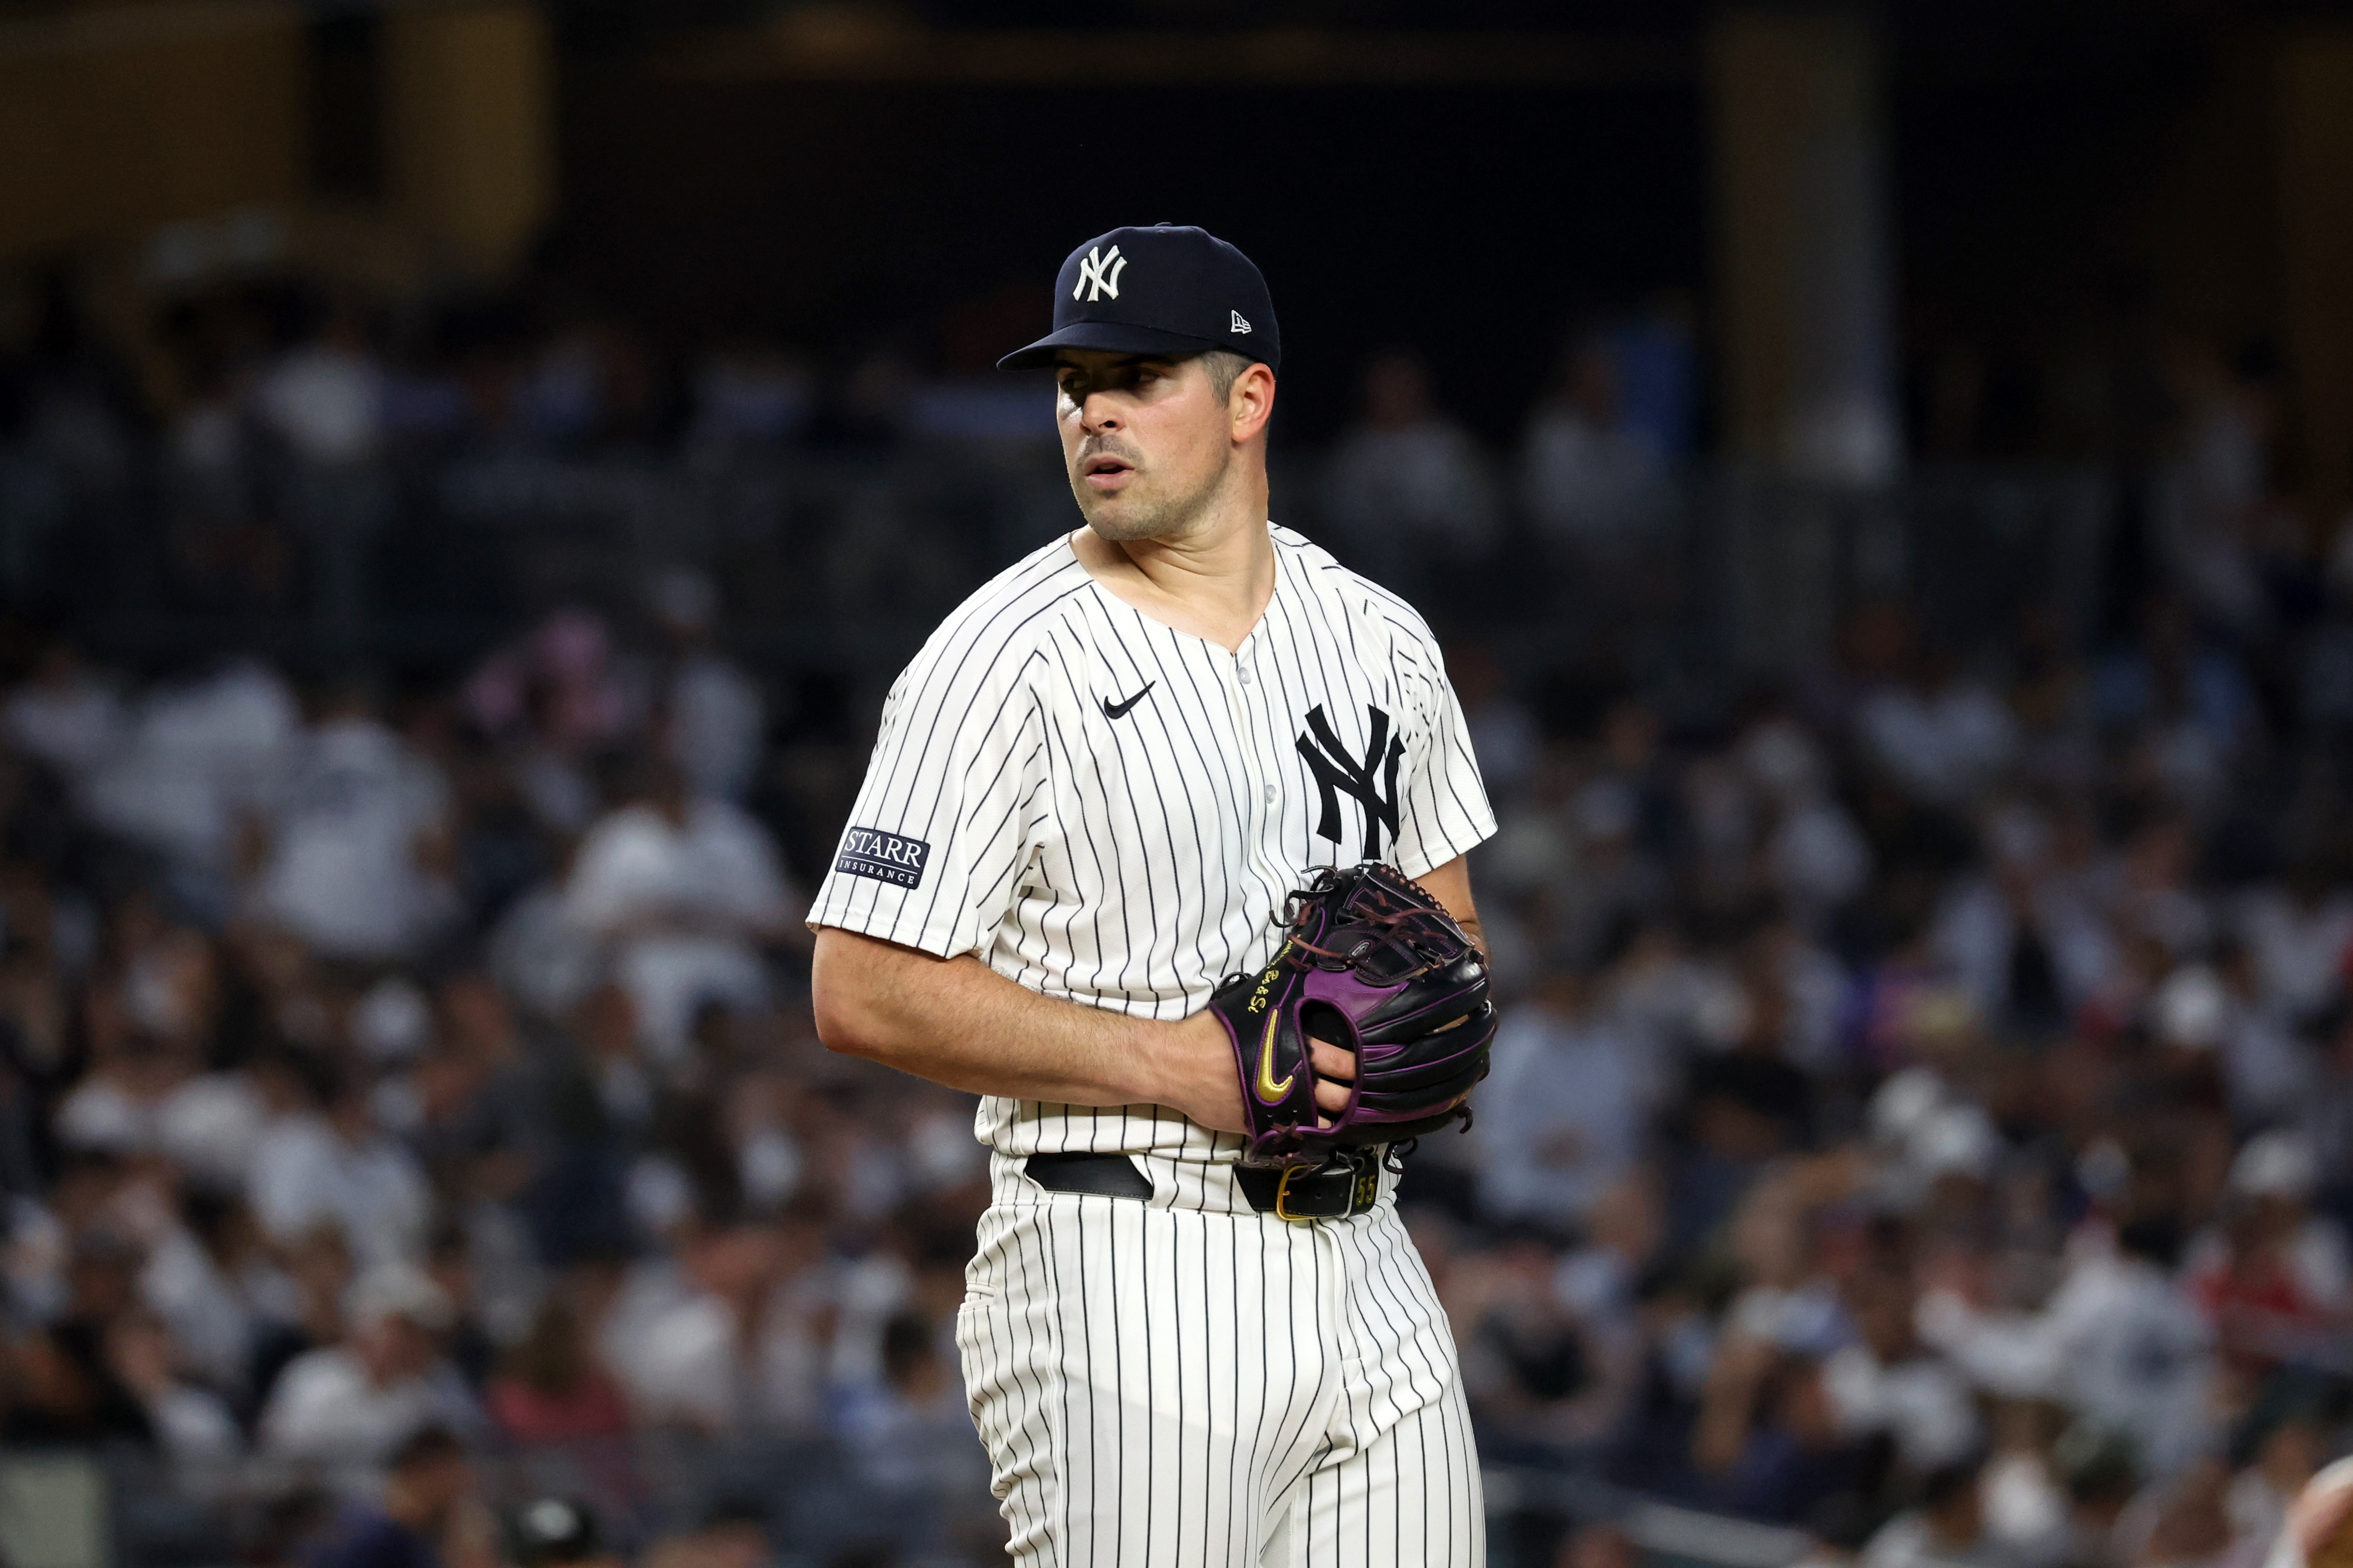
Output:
[1206, 861, 1495, 1170]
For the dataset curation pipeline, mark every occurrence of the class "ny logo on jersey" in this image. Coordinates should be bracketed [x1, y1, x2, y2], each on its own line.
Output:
[1296, 703, 1405, 861]
[1074, 245, 1128, 303]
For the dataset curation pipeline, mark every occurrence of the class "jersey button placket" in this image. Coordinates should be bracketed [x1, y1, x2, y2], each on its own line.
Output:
[1226, 658, 1261, 829]
[1227, 647, 1291, 914]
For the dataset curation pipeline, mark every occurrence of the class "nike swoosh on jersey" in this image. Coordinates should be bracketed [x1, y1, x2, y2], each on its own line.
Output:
[1101, 682, 1156, 719]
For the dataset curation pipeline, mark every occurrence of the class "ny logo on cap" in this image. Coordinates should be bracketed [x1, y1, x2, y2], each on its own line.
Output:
[1074, 245, 1128, 303]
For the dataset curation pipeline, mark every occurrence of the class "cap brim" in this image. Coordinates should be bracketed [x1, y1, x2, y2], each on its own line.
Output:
[997, 322, 1229, 371]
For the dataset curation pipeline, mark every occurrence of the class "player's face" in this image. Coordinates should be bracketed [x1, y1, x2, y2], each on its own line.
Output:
[1054, 352, 1236, 542]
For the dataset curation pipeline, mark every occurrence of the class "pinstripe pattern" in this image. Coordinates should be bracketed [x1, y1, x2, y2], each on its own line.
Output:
[958, 1153, 1485, 1566]
[809, 525, 1497, 1162]
[812, 522, 1495, 1565]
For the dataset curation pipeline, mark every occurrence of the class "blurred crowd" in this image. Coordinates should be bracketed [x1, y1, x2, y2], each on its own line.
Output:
[1437, 449, 2353, 1565]
[0, 263, 1701, 651]
[0, 577, 1001, 1567]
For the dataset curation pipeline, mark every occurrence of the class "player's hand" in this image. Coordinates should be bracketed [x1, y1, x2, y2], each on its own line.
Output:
[1158, 1014, 1356, 1134]
[1307, 1036, 1355, 1125]
[1159, 1010, 1252, 1133]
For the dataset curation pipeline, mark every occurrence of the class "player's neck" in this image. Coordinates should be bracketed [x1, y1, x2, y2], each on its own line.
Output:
[1072, 496, 1275, 654]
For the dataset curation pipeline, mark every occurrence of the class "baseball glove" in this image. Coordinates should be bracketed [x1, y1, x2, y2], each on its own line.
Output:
[1207, 862, 1495, 1169]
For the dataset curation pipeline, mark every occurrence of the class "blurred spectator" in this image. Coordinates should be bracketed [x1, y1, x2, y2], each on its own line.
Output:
[1934, 802, 2118, 1035]
[1521, 329, 1675, 552]
[2, 638, 122, 788]
[2158, 345, 2280, 643]
[2093, 596, 2257, 819]
[139, 1186, 271, 1396]
[2148, 954, 2315, 1129]
[837, 1309, 985, 1526]
[562, 757, 797, 1061]
[5, 1230, 157, 1445]
[1859, 1459, 2002, 1568]
[1695, 1344, 1883, 1529]
[253, 679, 458, 962]
[299, 1423, 474, 1568]
[82, 659, 299, 912]
[2185, 1132, 2349, 1377]
[484, 1301, 630, 1446]
[252, 307, 385, 469]
[1919, 1214, 2217, 1476]
[1325, 349, 1499, 587]
[650, 570, 766, 805]
[105, 1304, 241, 1485]
[464, 610, 639, 836]
[57, 1026, 202, 1161]
[1855, 640, 2018, 812]
[1477, 969, 1652, 1234]
[259, 1262, 482, 1495]
[1449, 1228, 1605, 1443]
[1744, 715, 1874, 934]
[1823, 1268, 1981, 1474]
[1452, 644, 1541, 806]
[247, 1056, 433, 1268]
[602, 1212, 827, 1436]
[2234, 863, 2353, 1030]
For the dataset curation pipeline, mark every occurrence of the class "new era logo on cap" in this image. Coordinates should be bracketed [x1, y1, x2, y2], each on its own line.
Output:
[1000, 224, 1281, 373]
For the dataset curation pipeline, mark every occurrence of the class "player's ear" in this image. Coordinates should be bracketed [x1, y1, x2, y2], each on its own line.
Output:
[1230, 361, 1276, 443]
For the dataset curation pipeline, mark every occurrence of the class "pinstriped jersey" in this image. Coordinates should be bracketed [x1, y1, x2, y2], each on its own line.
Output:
[808, 523, 1497, 1161]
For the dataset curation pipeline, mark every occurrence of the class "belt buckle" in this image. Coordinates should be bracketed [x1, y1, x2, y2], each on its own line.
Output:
[1273, 1163, 1320, 1223]
[1272, 1155, 1381, 1223]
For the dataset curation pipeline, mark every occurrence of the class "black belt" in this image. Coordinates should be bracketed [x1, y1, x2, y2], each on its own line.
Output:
[1023, 1150, 1382, 1222]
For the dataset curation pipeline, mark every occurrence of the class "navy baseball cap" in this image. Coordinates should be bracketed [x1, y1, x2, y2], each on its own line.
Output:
[998, 224, 1280, 373]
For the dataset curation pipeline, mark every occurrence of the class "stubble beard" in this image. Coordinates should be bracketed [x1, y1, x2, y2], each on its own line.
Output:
[1073, 446, 1233, 544]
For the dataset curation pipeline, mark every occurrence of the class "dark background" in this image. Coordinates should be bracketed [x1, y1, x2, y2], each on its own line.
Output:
[553, 75, 1711, 440]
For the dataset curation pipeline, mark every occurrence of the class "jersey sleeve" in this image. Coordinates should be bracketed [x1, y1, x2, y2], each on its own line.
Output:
[1390, 625, 1498, 879]
[808, 632, 1049, 960]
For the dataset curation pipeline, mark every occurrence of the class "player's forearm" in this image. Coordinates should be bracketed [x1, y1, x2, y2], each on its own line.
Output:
[1418, 854, 1488, 957]
[1453, 909, 1486, 958]
[811, 926, 1229, 1114]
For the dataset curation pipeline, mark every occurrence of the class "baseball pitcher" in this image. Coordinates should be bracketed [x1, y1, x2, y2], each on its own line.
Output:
[810, 224, 1498, 1566]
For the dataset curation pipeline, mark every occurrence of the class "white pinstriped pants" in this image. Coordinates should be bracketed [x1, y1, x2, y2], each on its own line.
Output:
[956, 1152, 1486, 1566]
